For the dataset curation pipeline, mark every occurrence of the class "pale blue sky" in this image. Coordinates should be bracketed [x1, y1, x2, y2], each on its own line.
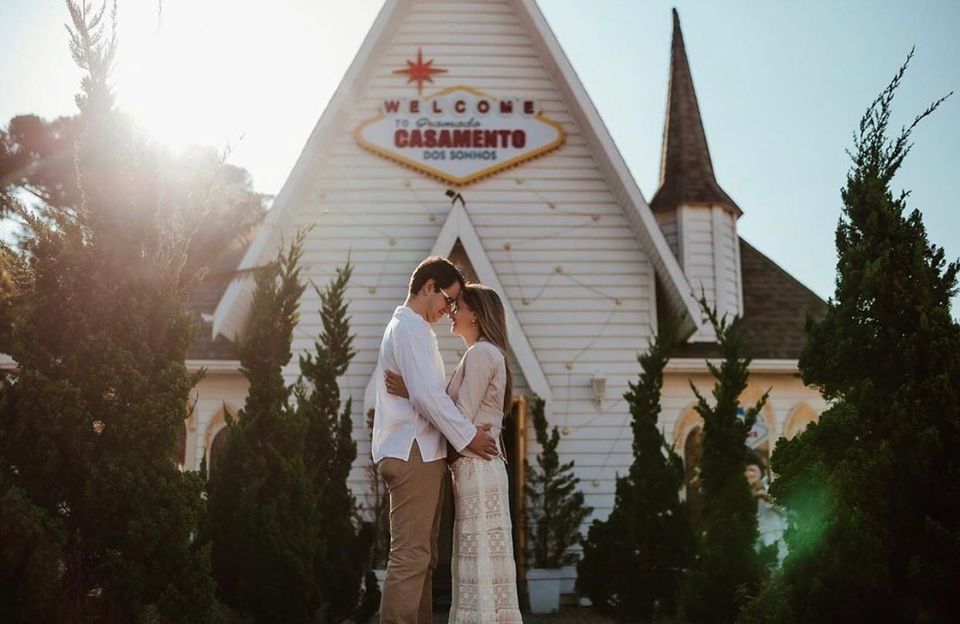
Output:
[2, 0, 958, 307]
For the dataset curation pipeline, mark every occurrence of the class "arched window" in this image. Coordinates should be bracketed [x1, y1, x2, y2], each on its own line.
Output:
[783, 403, 819, 440]
[674, 390, 776, 526]
[739, 388, 777, 467]
[749, 412, 775, 467]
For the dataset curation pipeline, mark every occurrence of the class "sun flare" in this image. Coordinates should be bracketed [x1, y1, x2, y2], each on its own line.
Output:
[112, 1, 259, 152]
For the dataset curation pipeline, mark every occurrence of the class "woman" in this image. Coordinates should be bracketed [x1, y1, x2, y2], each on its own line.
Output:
[385, 283, 523, 624]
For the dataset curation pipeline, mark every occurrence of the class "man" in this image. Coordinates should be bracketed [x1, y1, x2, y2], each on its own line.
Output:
[373, 256, 499, 624]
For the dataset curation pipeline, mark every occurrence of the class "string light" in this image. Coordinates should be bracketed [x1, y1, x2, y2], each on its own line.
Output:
[281, 178, 646, 492]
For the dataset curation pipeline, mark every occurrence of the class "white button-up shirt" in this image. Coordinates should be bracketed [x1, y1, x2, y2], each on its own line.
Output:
[372, 306, 478, 463]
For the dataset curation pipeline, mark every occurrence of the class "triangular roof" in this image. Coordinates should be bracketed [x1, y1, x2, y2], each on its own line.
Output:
[649, 9, 741, 216]
[186, 236, 246, 361]
[212, 0, 700, 342]
[362, 201, 553, 414]
[668, 238, 827, 360]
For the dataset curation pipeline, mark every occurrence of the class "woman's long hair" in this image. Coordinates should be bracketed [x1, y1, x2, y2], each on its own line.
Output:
[460, 283, 512, 413]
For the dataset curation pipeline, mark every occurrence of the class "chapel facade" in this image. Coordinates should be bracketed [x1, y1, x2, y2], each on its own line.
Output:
[177, 0, 828, 586]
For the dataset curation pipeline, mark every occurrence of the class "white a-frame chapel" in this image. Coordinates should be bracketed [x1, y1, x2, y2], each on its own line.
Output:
[178, 0, 829, 593]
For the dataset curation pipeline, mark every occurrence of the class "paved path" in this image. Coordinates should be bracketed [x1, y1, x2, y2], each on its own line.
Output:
[427, 607, 617, 623]
[520, 607, 617, 623]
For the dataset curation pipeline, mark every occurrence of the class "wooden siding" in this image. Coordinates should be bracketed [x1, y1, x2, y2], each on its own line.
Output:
[276, 0, 657, 517]
[207, 0, 817, 541]
[677, 204, 742, 340]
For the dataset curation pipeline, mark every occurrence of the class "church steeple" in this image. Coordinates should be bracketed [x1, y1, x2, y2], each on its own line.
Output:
[650, 8, 740, 217]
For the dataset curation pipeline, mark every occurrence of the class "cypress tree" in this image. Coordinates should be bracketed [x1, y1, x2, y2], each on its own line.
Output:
[525, 397, 593, 568]
[0, 2, 217, 621]
[680, 301, 768, 624]
[206, 231, 325, 623]
[577, 323, 693, 621]
[296, 262, 371, 621]
[741, 53, 958, 624]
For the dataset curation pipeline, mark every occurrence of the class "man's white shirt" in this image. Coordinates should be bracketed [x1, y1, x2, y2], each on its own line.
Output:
[372, 306, 477, 463]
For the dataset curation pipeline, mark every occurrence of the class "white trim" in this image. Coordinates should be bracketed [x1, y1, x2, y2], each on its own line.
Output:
[676, 205, 687, 272]
[3, 355, 242, 375]
[515, 0, 699, 337]
[362, 202, 554, 415]
[682, 205, 715, 343]
[185, 359, 242, 374]
[711, 205, 727, 315]
[735, 233, 745, 315]
[665, 358, 799, 374]
[439, 203, 553, 401]
[212, 0, 699, 343]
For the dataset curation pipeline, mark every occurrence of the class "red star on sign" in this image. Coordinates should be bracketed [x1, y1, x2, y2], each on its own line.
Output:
[393, 48, 447, 94]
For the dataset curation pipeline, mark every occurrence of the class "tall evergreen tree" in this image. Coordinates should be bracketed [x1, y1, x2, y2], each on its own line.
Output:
[0, 2, 217, 621]
[206, 230, 326, 623]
[680, 301, 768, 624]
[577, 323, 693, 621]
[741, 53, 957, 624]
[296, 261, 371, 622]
[525, 397, 593, 568]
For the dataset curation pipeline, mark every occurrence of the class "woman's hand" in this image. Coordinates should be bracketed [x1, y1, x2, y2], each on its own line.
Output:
[385, 370, 409, 399]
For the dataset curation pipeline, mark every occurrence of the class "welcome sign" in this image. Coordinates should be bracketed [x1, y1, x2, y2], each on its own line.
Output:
[355, 51, 565, 185]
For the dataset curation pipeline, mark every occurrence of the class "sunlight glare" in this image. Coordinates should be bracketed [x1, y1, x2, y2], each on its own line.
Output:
[110, 0, 381, 191]
[114, 1, 314, 151]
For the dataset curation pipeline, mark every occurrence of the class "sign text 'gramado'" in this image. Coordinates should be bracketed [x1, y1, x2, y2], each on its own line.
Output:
[355, 49, 565, 185]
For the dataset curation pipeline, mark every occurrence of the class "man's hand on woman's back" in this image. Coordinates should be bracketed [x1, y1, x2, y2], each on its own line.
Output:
[467, 423, 498, 460]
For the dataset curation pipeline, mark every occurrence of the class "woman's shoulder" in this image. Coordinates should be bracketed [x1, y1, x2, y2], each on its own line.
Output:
[466, 341, 506, 368]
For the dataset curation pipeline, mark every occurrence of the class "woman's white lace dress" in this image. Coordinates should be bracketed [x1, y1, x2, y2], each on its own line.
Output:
[446, 342, 523, 624]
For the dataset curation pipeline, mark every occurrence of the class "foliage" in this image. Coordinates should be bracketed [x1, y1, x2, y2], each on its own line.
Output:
[0, 2, 218, 621]
[525, 396, 593, 568]
[363, 408, 391, 569]
[0, 113, 267, 282]
[679, 300, 768, 624]
[207, 232, 372, 623]
[0, 114, 82, 217]
[352, 569, 382, 624]
[577, 322, 693, 621]
[206, 231, 325, 623]
[296, 261, 371, 622]
[741, 52, 958, 624]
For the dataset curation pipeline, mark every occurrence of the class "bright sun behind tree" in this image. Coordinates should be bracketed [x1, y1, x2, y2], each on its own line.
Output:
[110, 0, 370, 159]
[114, 1, 261, 151]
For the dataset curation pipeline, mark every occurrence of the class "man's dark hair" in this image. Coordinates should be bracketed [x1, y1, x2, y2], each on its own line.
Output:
[408, 256, 464, 295]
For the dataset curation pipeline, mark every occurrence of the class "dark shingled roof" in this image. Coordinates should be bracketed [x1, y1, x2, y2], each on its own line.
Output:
[185, 241, 249, 361]
[649, 9, 741, 216]
[669, 239, 828, 360]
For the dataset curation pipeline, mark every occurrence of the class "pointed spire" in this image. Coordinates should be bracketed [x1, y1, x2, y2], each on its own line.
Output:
[650, 9, 741, 216]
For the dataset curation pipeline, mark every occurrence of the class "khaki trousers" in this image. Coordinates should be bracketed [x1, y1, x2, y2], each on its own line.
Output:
[378, 442, 447, 624]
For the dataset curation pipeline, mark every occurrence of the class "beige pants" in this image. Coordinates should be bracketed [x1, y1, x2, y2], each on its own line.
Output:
[378, 442, 447, 624]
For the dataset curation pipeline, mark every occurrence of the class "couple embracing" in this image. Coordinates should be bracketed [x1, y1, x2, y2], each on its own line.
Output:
[372, 256, 523, 624]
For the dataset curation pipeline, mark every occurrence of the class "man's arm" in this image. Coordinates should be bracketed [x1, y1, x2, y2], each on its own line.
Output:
[393, 325, 496, 457]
